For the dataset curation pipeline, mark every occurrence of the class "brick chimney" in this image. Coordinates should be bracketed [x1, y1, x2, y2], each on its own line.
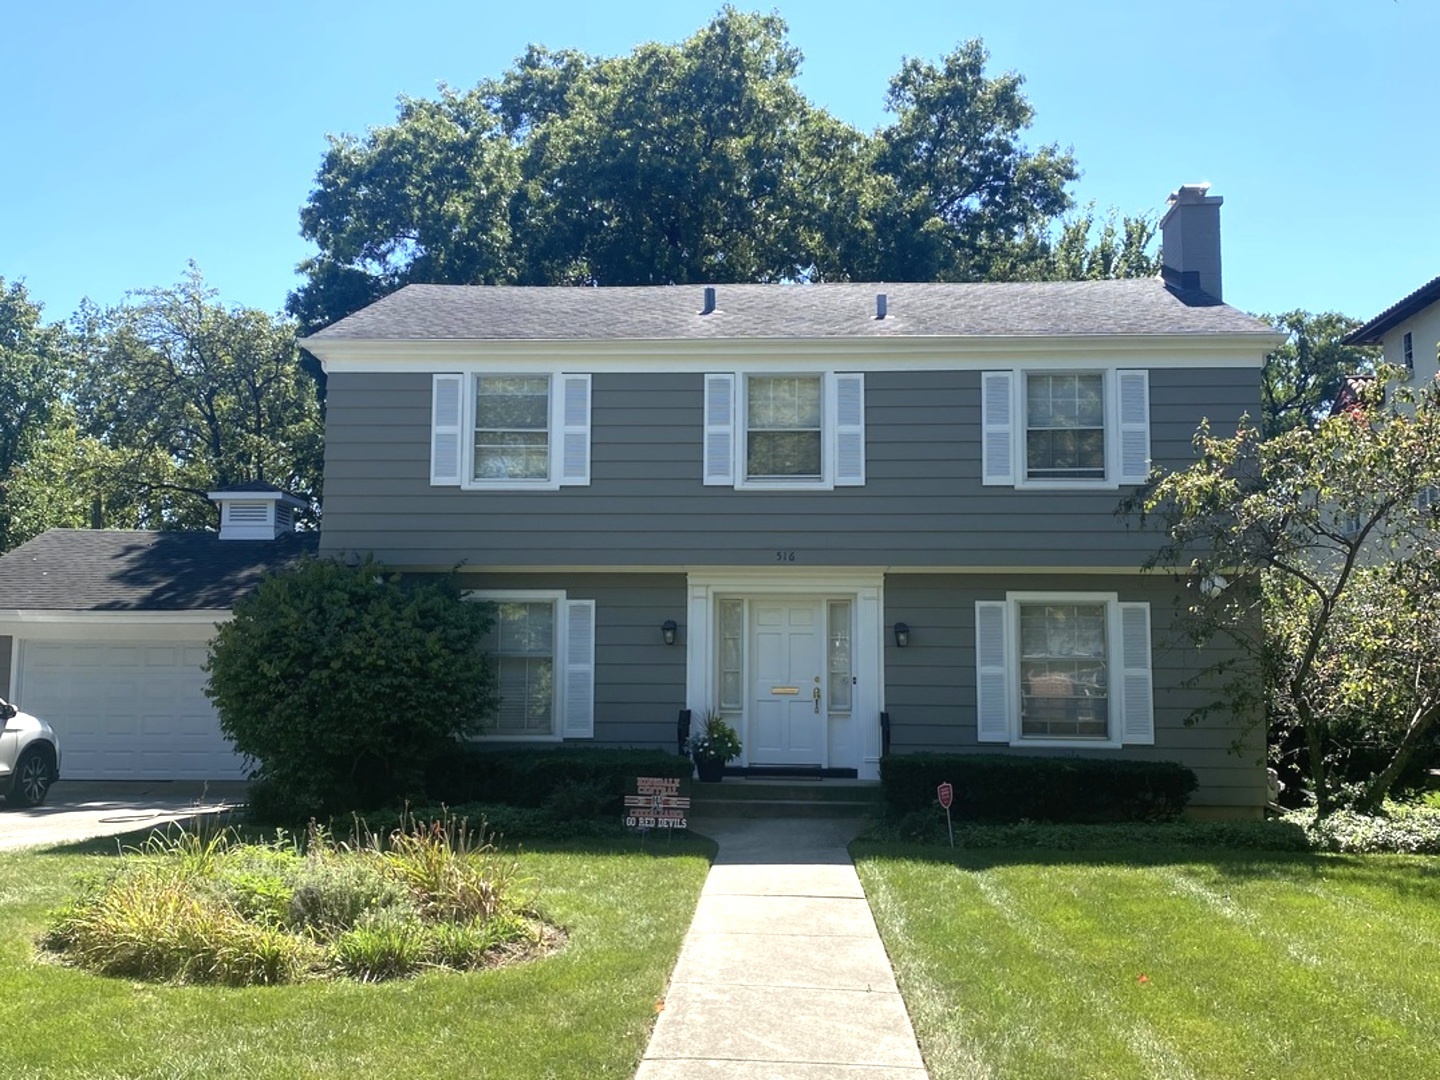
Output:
[1160, 183, 1224, 301]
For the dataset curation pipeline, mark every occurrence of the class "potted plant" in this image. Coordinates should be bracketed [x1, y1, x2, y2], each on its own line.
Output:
[687, 710, 742, 782]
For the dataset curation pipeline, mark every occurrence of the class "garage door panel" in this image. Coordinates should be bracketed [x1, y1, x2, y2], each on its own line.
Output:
[18, 639, 244, 780]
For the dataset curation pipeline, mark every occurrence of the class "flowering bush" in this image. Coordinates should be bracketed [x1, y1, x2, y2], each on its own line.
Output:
[686, 712, 742, 764]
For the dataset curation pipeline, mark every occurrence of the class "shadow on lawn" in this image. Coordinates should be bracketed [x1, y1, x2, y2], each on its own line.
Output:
[850, 832, 1440, 897]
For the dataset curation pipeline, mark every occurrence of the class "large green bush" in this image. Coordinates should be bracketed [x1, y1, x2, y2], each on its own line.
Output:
[206, 557, 496, 820]
[879, 753, 1198, 823]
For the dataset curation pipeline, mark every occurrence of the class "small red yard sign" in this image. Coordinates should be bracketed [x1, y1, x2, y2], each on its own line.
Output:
[937, 781, 955, 847]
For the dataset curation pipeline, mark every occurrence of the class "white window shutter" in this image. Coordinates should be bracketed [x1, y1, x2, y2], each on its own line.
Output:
[703, 373, 736, 486]
[1118, 602, 1154, 745]
[431, 374, 464, 486]
[975, 601, 1011, 742]
[981, 371, 1015, 486]
[558, 374, 591, 486]
[1116, 370, 1151, 484]
[562, 599, 596, 738]
[832, 372, 866, 486]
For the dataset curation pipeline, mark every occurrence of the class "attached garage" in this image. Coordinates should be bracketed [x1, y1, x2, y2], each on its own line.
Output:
[14, 633, 243, 780]
[0, 490, 316, 784]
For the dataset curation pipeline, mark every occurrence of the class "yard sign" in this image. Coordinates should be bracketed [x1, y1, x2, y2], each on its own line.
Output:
[937, 781, 955, 847]
[625, 776, 690, 830]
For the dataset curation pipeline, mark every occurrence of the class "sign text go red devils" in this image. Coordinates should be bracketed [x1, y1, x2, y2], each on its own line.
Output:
[937, 782, 954, 810]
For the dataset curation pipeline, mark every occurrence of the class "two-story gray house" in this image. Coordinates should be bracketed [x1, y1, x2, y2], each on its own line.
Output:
[303, 183, 1280, 816]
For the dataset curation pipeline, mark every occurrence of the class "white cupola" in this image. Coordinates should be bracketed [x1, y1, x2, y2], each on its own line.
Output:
[207, 483, 307, 540]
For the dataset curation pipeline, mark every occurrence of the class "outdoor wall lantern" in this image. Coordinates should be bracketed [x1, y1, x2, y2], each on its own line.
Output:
[893, 622, 911, 648]
[661, 619, 678, 646]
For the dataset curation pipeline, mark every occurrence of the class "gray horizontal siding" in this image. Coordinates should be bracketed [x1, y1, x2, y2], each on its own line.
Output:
[459, 572, 686, 750]
[321, 368, 1257, 569]
[883, 573, 1265, 809]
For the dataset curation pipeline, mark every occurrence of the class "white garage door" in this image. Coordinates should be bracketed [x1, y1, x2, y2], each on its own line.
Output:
[18, 640, 246, 780]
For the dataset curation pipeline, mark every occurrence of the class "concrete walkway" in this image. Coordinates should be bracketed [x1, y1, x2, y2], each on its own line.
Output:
[0, 781, 245, 852]
[637, 817, 928, 1079]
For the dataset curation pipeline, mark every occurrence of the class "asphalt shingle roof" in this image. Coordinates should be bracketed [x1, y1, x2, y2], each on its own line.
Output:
[305, 279, 1276, 344]
[0, 530, 319, 612]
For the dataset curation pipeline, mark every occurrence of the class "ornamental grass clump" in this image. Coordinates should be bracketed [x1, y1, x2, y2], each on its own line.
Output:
[43, 816, 550, 986]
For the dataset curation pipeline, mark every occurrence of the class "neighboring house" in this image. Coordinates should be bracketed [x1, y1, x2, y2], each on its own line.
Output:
[302, 182, 1282, 817]
[0, 486, 316, 780]
[1343, 273, 1440, 385]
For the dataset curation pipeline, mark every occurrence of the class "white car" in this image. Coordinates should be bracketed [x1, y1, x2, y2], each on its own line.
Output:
[0, 698, 61, 808]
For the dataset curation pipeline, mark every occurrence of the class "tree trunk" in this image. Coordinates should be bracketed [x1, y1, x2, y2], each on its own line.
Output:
[1356, 701, 1440, 813]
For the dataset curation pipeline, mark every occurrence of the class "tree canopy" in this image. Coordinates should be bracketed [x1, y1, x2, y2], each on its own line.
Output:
[1259, 310, 1378, 438]
[2, 267, 323, 548]
[287, 9, 1126, 331]
[1137, 374, 1440, 814]
[0, 279, 69, 548]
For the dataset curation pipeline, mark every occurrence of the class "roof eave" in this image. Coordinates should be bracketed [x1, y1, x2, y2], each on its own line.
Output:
[1342, 275, 1440, 346]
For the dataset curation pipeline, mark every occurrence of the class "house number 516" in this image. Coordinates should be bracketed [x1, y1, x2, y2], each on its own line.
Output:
[775, 551, 796, 562]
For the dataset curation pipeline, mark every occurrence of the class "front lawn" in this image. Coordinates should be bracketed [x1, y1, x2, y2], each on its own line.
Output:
[0, 828, 712, 1079]
[854, 843, 1440, 1080]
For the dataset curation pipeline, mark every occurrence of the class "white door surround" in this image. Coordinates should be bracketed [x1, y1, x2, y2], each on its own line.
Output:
[685, 570, 884, 780]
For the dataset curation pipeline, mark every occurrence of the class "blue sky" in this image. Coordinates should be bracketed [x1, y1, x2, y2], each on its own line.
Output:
[3, 0, 1434, 326]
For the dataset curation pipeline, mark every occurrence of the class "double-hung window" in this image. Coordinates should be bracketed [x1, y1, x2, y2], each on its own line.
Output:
[982, 368, 1150, 488]
[431, 373, 591, 490]
[469, 590, 595, 740]
[703, 371, 865, 489]
[975, 593, 1154, 748]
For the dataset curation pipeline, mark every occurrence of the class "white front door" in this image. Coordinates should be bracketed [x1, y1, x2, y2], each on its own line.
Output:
[748, 599, 826, 767]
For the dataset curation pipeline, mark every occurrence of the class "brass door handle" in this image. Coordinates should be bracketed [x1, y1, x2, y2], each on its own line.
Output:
[813, 686, 821, 714]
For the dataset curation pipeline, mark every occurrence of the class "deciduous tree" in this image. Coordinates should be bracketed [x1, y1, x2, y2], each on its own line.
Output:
[1136, 373, 1440, 814]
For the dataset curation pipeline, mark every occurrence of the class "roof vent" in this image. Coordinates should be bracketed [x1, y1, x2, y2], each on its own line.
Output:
[875, 293, 888, 320]
[701, 286, 717, 315]
[208, 485, 306, 540]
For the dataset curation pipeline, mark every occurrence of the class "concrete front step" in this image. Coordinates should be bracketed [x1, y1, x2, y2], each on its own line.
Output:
[688, 779, 882, 819]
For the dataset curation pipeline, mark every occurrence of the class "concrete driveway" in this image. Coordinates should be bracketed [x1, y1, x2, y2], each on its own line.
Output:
[0, 781, 247, 852]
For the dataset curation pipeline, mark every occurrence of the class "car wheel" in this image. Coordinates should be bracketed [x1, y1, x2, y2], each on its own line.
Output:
[9, 747, 55, 808]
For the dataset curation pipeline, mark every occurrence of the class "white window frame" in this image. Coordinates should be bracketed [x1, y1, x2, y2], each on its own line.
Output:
[465, 589, 596, 743]
[983, 366, 1150, 491]
[433, 373, 591, 491]
[704, 371, 866, 490]
[977, 591, 1154, 749]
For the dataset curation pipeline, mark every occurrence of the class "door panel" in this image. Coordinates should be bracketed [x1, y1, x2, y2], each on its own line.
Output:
[749, 600, 825, 766]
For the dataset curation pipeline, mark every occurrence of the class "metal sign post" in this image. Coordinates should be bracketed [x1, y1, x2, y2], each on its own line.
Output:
[937, 781, 954, 848]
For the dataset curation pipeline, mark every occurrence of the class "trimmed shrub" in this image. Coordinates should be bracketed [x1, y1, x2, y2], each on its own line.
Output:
[879, 753, 1198, 823]
[206, 556, 497, 821]
[426, 746, 693, 812]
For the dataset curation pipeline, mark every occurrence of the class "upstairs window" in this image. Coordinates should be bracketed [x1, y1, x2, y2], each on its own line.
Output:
[1025, 373, 1106, 481]
[1404, 332, 1414, 374]
[431, 373, 591, 490]
[704, 372, 865, 489]
[747, 375, 823, 480]
[475, 376, 550, 481]
[982, 368, 1150, 489]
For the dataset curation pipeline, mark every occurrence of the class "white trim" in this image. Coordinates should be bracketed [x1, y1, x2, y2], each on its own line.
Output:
[998, 591, 1134, 749]
[734, 371, 833, 491]
[1004, 367, 1153, 492]
[0, 610, 230, 626]
[310, 334, 1282, 373]
[464, 589, 569, 740]
[684, 569, 883, 779]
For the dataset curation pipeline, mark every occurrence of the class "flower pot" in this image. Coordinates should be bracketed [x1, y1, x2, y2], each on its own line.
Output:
[694, 757, 726, 783]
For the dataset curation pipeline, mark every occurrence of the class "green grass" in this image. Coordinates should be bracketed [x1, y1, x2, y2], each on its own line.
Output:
[854, 842, 1440, 1080]
[0, 827, 712, 1079]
